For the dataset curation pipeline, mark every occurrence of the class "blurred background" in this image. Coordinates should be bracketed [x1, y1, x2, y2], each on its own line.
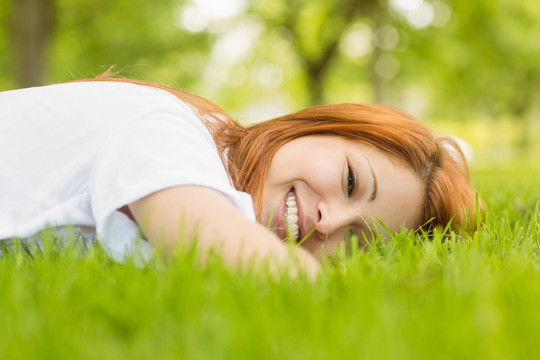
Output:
[1, 0, 539, 168]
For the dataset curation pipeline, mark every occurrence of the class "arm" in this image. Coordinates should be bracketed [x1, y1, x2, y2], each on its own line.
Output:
[127, 186, 320, 278]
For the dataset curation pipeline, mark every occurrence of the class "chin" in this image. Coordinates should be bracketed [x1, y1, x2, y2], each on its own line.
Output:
[299, 240, 324, 259]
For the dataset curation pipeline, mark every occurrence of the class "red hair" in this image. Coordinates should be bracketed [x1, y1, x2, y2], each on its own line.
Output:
[83, 77, 481, 232]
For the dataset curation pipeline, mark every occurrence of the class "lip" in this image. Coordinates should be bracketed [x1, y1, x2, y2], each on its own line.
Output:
[275, 187, 305, 243]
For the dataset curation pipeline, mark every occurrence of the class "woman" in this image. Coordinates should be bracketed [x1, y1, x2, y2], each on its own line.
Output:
[0, 77, 479, 276]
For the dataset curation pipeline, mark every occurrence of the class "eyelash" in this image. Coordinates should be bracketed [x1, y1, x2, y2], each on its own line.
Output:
[347, 163, 356, 197]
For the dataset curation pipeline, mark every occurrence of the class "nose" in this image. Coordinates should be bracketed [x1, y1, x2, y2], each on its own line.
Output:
[315, 202, 359, 237]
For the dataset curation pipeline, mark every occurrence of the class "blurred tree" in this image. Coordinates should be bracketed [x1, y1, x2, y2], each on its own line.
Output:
[0, 0, 13, 89]
[4, 0, 215, 91]
[12, 0, 54, 87]
[390, 0, 540, 147]
[247, 0, 378, 105]
[50, 0, 212, 89]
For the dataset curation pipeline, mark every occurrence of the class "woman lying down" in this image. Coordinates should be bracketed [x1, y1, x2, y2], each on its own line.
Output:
[0, 77, 480, 277]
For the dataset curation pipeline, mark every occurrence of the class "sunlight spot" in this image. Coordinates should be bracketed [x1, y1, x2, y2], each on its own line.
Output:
[341, 22, 373, 59]
[406, 2, 434, 29]
[402, 86, 427, 118]
[213, 21, 262, 62]
[391, 0, 423, 13]
[258, 63, 284, 89]
[375, 53, 400, 79]
[174, 5, 208, 33]
[174, 0, 246, 33]
[431, 1, 452, 27]
[390, 0, 434, 29]
[192, 0, 246, 20]
[375, 25, 399, 51]
[394, 29, 410, 52]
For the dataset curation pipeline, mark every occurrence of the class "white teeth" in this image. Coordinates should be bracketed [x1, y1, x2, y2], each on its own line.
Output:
[285, 190, 300, 241]
[286, 206, 298, 215]
[286, 214, 298, 224]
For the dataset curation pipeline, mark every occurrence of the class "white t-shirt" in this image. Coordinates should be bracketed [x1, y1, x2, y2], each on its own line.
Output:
[0, 81, 255, 260]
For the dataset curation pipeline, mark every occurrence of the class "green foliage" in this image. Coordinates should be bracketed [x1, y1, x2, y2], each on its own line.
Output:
[393, 0, 540, 122]
[0, 0, 14, 89]
[1, 0, 540, 138]
[50, 0, 212, 90]
[2, 167, 540, 359]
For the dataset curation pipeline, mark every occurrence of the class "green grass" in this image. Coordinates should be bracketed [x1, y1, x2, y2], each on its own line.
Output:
[2, 166, 540, 360]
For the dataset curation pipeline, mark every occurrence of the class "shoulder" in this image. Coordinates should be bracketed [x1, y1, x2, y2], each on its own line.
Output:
[63, 81, 183, 103]
[1, 81, 186, 114]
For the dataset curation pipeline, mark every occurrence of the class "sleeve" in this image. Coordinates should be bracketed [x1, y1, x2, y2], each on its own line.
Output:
[89, 99, 255, 260]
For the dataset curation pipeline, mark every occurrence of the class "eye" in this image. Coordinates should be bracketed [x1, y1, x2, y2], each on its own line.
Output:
[347, 163, 356, 197]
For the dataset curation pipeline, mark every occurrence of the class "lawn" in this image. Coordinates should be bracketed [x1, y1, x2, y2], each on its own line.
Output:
[2, 165, 540, 359]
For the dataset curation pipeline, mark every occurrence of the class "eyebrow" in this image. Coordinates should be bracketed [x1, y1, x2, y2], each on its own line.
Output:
[366, 159, 378, 202]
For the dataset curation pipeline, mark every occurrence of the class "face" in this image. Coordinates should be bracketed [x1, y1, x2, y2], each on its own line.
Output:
[259, 135, 425, 258]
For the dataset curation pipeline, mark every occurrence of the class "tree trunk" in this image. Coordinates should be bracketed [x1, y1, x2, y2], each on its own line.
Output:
[12, 0, 54, 88]
[307, 66, 324, 105]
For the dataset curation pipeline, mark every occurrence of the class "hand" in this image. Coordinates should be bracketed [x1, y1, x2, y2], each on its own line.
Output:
[245, 222, 321, 280]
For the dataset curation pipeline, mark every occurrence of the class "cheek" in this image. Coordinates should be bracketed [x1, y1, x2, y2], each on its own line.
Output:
[265, 151, 296, 185]
[269, 146, 313, 172]
[259, 186, 277, 216]
[266, 156, 308, 191]
[378, 177, 425, 229]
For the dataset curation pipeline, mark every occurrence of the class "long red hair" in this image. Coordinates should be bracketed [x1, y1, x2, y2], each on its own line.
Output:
[85, 77, 481, 232]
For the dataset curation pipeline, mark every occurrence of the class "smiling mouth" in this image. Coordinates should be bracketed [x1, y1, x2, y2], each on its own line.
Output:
[285, 188, 300, 242]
